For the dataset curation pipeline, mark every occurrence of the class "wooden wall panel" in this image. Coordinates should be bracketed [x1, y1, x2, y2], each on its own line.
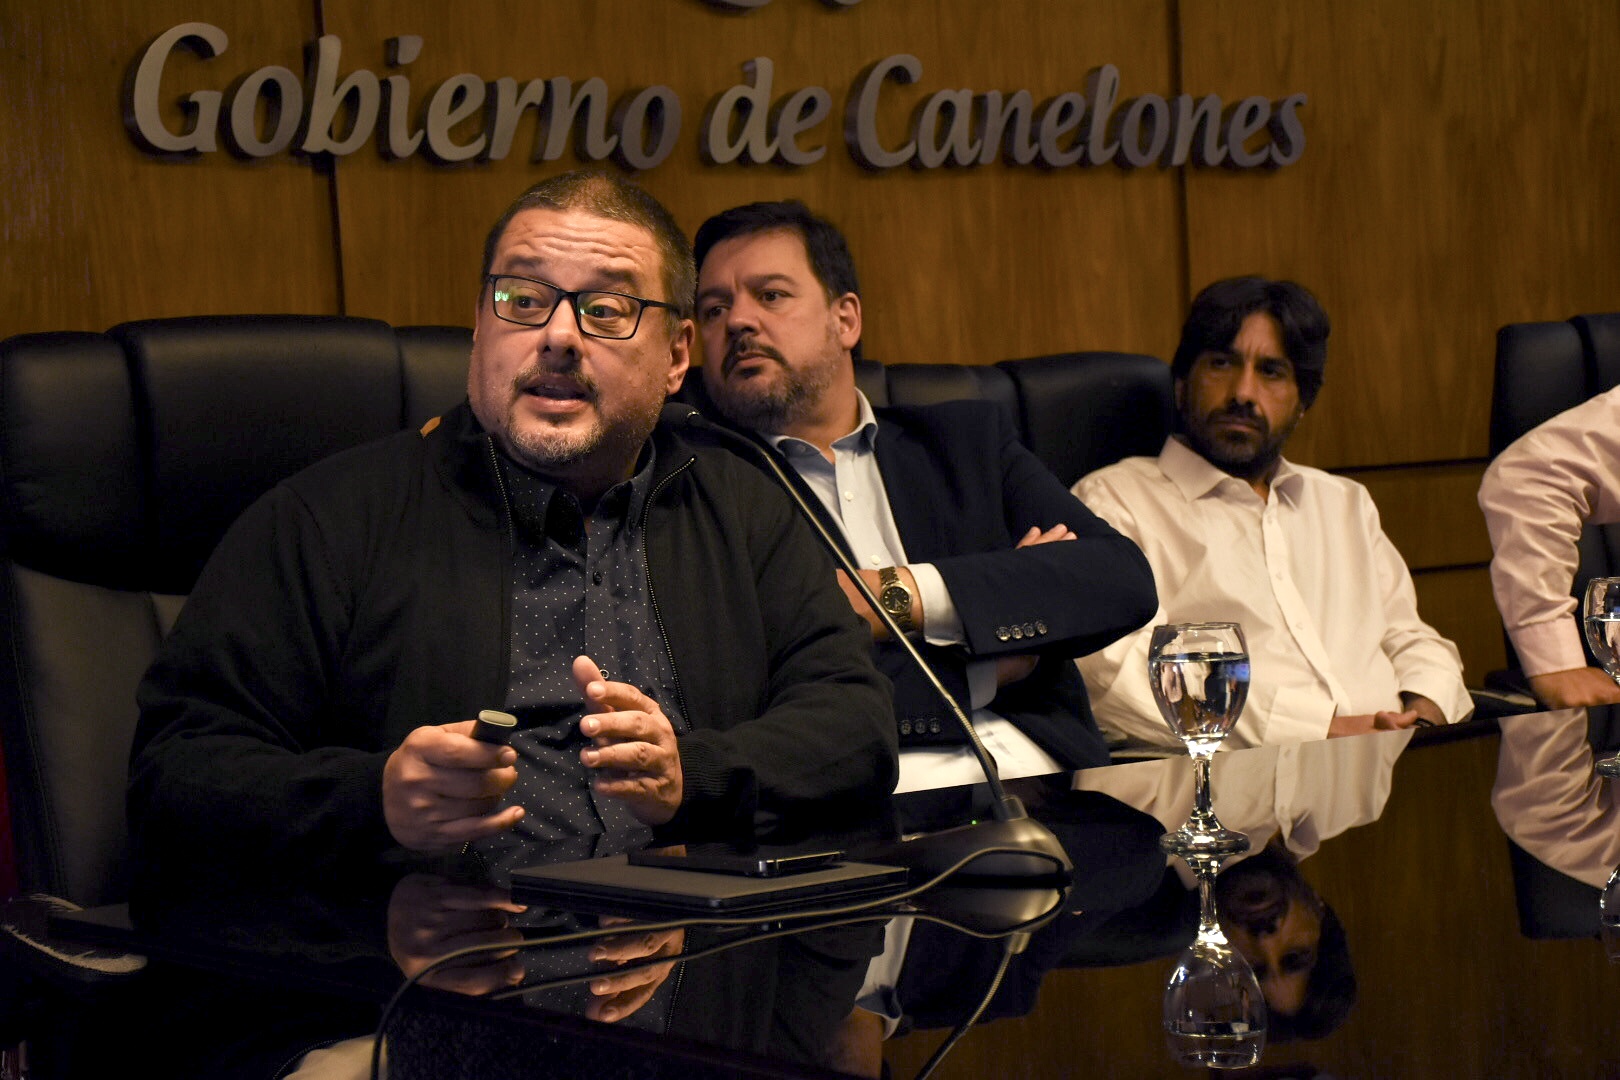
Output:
[0, 1, 338, 337]
[1413, 565, 1506, 687]
[1179, 0, 1620, 470]
[1344, 462, 1493, 571]
[320, 0, 1184, 370]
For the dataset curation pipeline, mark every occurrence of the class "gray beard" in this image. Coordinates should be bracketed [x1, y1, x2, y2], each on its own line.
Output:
[504, 424, 599, 472]
[500, 399, 660, 483]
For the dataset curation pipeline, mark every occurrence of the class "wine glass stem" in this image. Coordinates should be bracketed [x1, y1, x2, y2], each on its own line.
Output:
[1198, 872, 1222, 939]
[1192, 751, 1216, 824]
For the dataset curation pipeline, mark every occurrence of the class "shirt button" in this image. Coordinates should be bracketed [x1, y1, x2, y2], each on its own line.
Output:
[870, 555, 884, 565]
[592, 571, 604, 585]
[843, 491, 855, 501]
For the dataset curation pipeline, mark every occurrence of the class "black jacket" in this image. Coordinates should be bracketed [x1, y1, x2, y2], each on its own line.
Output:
[130, 403, 897, 869]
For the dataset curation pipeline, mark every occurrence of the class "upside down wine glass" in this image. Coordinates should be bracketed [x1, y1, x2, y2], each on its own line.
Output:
[1601, 863, 1620, 962]
[1163, 861, 1267, 1069]
[1150, 622, 1252, 860]
[1582, 578, 1620, 779]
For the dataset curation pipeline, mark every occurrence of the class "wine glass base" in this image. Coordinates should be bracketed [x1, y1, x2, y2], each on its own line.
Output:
[1160, 828, 1251, 861]
[1597, 753, 1620, 780]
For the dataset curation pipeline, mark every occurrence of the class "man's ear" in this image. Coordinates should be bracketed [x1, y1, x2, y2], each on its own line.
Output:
[833, 292, 862, 353]
[665, 318, 694, 395]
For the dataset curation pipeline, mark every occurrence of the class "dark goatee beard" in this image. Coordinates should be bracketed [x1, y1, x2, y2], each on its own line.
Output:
[713, 379, 816, 435]
[713, 343, 829, 436]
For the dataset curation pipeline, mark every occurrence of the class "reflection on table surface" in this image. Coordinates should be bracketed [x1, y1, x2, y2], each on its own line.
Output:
[888, 719, 1620, 1078]
[30, 719, 1620, 1079]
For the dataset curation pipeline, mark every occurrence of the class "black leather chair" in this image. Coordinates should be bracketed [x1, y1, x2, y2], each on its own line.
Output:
[685, 350, 1172, 488]
[0, 316, 470, 1069]
[861, 351, 1174, 486]
[996, 351, 1173, 486]
[1488, 312, 1620, 938]
[0, 317, 469, 909]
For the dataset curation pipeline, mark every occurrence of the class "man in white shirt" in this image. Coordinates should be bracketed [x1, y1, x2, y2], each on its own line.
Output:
[1073, 276, 1471, 751]
[1477, 385, 1620, 709]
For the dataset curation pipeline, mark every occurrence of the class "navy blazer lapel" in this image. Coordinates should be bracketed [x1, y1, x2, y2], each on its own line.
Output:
[874, 417, 950, 563]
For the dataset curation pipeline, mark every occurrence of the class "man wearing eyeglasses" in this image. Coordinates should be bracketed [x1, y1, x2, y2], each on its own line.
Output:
[132, 174, 896, 879]
[692, 199, 1157, 798]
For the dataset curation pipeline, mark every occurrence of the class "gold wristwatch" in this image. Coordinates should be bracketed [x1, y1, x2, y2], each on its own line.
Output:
[877, 566, 917, 634]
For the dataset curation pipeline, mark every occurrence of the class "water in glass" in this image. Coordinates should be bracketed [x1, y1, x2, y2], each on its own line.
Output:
[1150, 651, 1251, 755]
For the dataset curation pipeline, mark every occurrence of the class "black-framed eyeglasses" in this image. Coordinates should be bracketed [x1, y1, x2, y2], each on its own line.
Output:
[485, 274, 679, 340]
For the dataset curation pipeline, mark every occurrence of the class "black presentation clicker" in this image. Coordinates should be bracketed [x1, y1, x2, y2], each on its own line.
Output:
[470, 709, 518, 745]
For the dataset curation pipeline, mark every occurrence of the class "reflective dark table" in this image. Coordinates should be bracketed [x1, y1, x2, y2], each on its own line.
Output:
[25, 719, 1620, 1079]
[889, 719, 1620, 1078]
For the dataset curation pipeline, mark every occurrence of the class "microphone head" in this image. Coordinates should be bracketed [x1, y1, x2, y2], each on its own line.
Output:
[862, 813, 1075, 885]
[660, 401, 704, 428]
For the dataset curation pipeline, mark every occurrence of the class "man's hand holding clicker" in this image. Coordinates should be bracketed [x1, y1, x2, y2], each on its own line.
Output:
[573, 655, 683, 825]
[383, 721, 524, 851]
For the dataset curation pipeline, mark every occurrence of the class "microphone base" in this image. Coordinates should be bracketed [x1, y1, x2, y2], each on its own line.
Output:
[868, 812, 1074, 884]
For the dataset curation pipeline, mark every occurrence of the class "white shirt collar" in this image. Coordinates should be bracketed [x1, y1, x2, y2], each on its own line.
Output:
[764, 390, 880, 458]
[1158, 435, 1303, 506]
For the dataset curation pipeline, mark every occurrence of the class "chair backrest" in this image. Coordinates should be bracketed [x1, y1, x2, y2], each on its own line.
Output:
[0, 317, 470, 904]
[680, 351, 1170, 487]
[998, 351, 1173, 487]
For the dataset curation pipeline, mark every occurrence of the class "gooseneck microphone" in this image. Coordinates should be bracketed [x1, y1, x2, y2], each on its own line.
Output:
[665, 403, 1071, 881]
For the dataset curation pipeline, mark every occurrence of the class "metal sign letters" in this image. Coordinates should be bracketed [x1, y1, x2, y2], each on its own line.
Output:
[125, 23, 1307, 171]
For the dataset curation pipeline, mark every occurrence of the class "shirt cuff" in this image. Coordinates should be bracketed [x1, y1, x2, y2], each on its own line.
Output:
[1510, 616, 1592, 678]
[909, 563, 962, 645]
[1398, 674, 1475, 725]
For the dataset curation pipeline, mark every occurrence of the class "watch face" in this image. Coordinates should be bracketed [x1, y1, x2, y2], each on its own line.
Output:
[881, 584, 910, 613]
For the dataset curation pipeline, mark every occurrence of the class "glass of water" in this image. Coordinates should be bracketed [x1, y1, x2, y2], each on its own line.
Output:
[1150, 622, 1252, 859]
[1164, 861, 1267, 1069]
[1582, 577, 1620, 778]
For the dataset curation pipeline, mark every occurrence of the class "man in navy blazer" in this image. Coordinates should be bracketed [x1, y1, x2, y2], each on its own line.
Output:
[691, 200, 1157, 783]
